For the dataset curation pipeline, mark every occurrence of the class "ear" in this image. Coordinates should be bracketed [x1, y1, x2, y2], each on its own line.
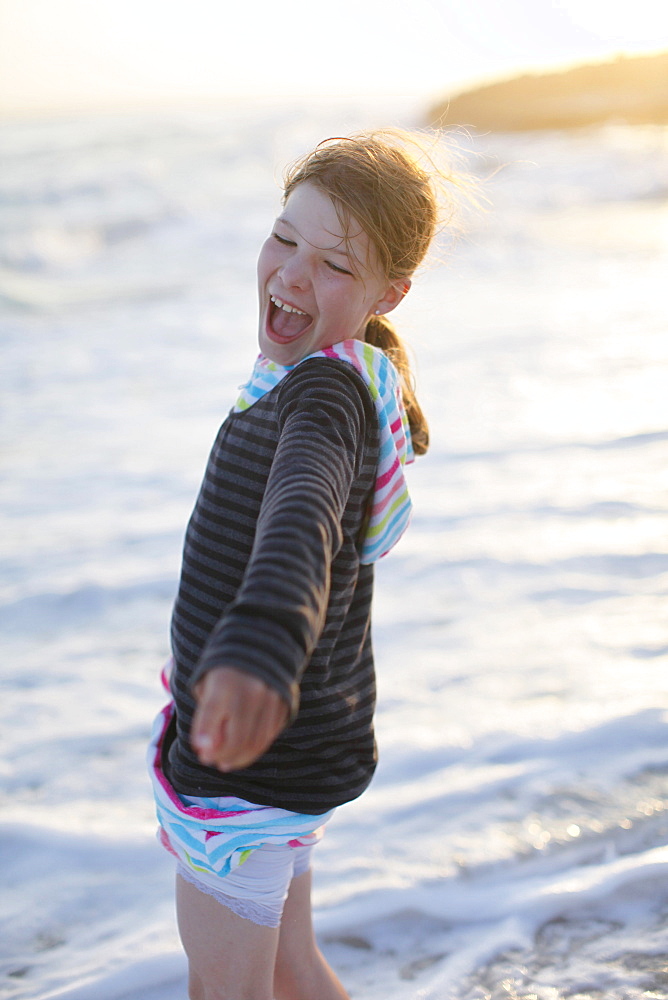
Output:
[373, 278, 412, 317]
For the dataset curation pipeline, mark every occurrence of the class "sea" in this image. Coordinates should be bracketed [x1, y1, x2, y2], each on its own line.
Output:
[1, 97, 667, 1000]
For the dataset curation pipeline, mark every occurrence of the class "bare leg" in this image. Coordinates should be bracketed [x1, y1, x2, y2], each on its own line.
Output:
[273, 870, 350, 1000]
[176, 873, 279, 1000]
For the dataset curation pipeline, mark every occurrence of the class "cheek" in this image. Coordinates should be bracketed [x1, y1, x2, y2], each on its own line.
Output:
[325, 280, 368, 315]
[256, 240, 276, 284]
[345, 287, 376, 323]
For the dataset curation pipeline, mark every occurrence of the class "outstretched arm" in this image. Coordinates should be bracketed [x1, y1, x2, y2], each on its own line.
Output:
[188, 360, 373, 773]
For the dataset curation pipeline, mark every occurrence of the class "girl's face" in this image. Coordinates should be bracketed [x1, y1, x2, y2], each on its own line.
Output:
[256, 181, 403, 366]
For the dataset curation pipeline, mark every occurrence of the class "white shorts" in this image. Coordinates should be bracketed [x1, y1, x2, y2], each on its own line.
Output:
[175, 836, 314, 927]
[148, 698, 332, 928]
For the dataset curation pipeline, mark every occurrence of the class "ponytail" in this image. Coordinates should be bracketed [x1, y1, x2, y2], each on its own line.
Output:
[365, 315, 429, 456]
[283, 129, 476, 459]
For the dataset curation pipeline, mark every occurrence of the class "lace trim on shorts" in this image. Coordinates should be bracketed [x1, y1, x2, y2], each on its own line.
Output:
[176, 862, 282, 928]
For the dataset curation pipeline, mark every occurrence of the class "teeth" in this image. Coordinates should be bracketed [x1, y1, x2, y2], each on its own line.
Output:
[271, 295, 306, 316]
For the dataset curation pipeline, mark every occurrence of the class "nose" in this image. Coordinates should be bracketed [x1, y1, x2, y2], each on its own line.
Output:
[278, 250, 308, 290]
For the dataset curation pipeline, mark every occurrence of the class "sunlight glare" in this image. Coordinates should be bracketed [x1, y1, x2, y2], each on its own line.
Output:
[1, 0, 668, 112]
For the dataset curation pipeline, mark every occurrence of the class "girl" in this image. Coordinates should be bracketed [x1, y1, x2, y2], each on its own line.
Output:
[149, 130, 451, 1000]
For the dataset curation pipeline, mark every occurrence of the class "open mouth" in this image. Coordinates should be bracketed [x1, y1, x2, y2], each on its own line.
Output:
[268, 295, 313, 342]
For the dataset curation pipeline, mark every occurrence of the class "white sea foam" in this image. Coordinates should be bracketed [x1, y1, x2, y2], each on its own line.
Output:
[1, 101, 667, 999]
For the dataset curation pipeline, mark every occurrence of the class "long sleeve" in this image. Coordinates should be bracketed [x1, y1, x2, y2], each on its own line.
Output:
[167, 357, 381, 811]
[190, 360, 370, 716]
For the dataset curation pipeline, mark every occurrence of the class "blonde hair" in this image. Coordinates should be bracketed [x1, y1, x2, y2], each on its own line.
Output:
[283, 130, 464, 456]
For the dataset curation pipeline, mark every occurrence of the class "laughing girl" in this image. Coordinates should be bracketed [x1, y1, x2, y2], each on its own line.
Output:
[149, 130, 458, 1000]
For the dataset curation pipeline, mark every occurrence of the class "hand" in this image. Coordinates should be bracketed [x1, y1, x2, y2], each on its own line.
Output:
[191, 666, 289, 772]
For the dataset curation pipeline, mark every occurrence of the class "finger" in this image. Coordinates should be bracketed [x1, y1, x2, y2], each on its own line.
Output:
[213, 703, 269, 771]
[213, 687, 289, 772]
[191, 679, 232, 764]
[220, 700, 285, 771]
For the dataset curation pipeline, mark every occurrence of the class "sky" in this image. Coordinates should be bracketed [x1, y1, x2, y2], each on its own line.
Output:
[1, 0, 667, 115]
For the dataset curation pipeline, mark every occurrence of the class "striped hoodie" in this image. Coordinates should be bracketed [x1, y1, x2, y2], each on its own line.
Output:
[165, 353, 402, 814]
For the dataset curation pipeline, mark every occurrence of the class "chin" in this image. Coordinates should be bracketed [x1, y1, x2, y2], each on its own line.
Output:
[258, 333, 302, 366]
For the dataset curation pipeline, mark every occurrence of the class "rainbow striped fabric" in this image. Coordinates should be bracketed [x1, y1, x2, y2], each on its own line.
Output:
[148, 697, 332, 880]
[234, 339, 414, 563]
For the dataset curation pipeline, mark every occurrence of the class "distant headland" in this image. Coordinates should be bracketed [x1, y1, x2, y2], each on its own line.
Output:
[430, 51, 668, 131]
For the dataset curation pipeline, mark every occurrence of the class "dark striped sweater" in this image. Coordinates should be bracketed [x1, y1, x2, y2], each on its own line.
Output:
[165, 357, 381, 814]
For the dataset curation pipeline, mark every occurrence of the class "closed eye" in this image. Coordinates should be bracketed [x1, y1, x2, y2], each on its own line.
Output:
[325, 260, 354, 276]
[272, 232, 296, 247]
[273, 231, 353, 274]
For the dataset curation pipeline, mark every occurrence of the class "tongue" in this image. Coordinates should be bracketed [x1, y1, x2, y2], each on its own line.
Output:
[271, 304, 312, 339]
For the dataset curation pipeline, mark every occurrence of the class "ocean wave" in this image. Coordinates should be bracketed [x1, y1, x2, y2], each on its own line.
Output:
[0, 579, 176, 634]
[1, 107, 666, 1000]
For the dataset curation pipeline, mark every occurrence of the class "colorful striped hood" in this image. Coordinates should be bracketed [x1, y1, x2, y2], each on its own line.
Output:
[234, 339, 414, 563]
